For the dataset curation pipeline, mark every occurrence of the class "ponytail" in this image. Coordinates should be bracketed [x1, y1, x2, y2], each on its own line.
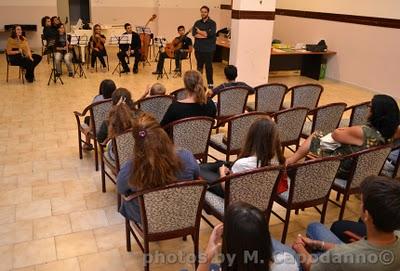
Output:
[108, 103, 134, 138]
[184, 70, 207, 105]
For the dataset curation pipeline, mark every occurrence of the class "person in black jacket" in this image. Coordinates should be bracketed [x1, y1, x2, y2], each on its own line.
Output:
[117, 23, 141, 74]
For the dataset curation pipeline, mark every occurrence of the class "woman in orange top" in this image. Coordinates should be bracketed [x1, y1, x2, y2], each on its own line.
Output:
[6, 25, 42, 82]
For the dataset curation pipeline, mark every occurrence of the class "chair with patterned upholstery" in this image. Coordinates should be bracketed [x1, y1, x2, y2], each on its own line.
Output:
[170, 88, 186, 100]
[136, 95, 173, 123]
[124, 180, 207, 271]
[209, 112, 270, 162]
[202, 165, 282, 228]
[99, 129, 135, 192]
[247, 83, 288, 113]
[283, 84, 323, 110]
[380, 144, 400, 179]
[272, 157, 341, 243]
[330, 144, 392, 220]
[272, 107, 308, 152]
[163, 116, 214, 163]
[301, 103, 347, 138]
[339, 101, 370, 128]
[74, 99, 113, 171]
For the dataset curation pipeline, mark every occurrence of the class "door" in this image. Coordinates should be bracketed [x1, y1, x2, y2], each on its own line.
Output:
[57, 0, 70, 32]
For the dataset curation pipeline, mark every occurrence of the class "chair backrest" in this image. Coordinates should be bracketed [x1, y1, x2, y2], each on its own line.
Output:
[170, 88, 186, 100]
[254, 83, 287, 113]
[139, 180, 206, 235]
[288, 157, 341, 204]
[114, 129, 135, 170]
[89, 99, 113, 135]
[310, 103, 347, 135]
[347, 145, 392, 189]
[217, 86, 250, 118]
[227, 112, 270, 152]
[348, 101, 370, 127]
[273, 107, 308, 145]
[288, 84, 323, 109]
[136, 95, 173, 123]
[167, 116, 214, 159]
[226, 165, 281, 212]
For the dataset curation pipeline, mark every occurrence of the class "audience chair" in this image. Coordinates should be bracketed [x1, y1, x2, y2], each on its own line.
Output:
[272, 157, 341, 243]
[339, 101, 370, 128]
[124, 180, 207, 271]
[283, 84, 323, 110]
[73, 99, 113, 171]
[247, 83, 288, 113]
[163, 116, 214, 163]
[5, 52, 25, 84]
[301, 102, 347, 138]
[170, 88, 187, 100]
[209, 112, 270, 162]
[202, 165, 281, 227]
[136, 95, 174, 123]
[272, 107, 308, 153]
[330, 144, 392, 220]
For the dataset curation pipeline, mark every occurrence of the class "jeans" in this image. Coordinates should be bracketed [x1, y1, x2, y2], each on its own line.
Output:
[306, 222, 343, 256]
[195, 51, 214, 85]
[55, 52, 73, 74]
[272, 238, 302, 270]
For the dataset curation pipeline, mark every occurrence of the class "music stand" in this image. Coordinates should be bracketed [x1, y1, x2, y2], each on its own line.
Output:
[47, 40, 64, 85]
[136, 26, 152, 66]
[70, 35, 87, 78]
[111, 34, 131, 76]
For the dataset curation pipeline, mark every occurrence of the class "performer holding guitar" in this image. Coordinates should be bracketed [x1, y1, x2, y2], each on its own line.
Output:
[152, 25, 193, 75]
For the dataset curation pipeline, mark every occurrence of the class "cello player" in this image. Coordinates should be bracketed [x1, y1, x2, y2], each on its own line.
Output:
[152, 25, 192, 75]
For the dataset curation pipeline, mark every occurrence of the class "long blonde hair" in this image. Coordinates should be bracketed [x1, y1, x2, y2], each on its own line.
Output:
[183, 70, 207, 104]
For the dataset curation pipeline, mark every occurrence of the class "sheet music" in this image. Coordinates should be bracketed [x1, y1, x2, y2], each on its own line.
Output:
[70, 35, 79, 45]
[108, 34, 131, 45]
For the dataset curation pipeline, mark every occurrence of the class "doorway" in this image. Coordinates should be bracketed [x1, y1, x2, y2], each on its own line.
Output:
[57, 0, 91, 32]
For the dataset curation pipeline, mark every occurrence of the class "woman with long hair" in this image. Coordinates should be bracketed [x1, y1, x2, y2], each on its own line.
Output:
[89, 24, 107, 71]
[200, 117, 285, 197]
[198, 202, 299, 271]
[160, 70, 216, 126]
[6, 25, 42, 83]
[54, 24, 73, 77]
[286, 94, 400, 178]
[117, 114, 200, 223]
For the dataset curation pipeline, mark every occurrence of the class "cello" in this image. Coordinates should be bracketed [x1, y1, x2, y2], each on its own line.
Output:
[140, 14, 157, 61]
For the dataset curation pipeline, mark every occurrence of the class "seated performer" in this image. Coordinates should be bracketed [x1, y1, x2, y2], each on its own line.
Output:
[117, 23, 141, 74]
[89, 24, 107, 71]
[152, 25, 192, 75]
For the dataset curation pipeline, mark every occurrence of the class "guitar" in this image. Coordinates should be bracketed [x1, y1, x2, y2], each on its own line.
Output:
[164, 28, 192, 58]
[140, 14, 157, 61]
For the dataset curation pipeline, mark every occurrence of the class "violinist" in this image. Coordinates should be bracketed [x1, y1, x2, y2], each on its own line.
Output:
[89, 24, 107, 71]
[152, 25, 192, 75]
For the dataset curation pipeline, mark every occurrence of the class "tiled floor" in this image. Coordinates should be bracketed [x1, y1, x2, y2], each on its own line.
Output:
[0, 47, 377, 270]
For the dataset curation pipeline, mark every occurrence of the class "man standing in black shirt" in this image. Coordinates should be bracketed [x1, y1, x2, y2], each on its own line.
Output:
[152, 25, 193, 75]
[117, 23, 141, 74]
[192, 5, 216, 89]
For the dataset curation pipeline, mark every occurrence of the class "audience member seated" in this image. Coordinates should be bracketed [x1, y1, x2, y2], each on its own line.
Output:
[208, 65, 254, 97]
[54, 24, 73, 77]
[89, 24, 107, 71]
[117, 114, 200, 223]
[286, 94, 400, 179]
[292, 175, 400, 271]
[139, 82, 167, 100]
[160, 70, 216, 126]
[6, 25, 42, 83]
[200, 117, 285, 197]
[198, 201, 299, 271]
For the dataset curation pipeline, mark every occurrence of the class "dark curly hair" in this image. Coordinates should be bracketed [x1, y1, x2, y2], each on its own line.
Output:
[368, 94, 400, 140]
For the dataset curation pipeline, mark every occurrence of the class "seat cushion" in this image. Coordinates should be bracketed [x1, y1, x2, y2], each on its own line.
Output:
[333, 178, 347, 189]
[210, 133, 227, 151]
[204, 191, 224, 218]
[277, 191, 289, 203]
[302, 121, 312, 136]
[339, 119, 350, 128]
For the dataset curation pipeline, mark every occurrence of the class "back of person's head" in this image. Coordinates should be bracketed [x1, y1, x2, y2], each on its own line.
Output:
[129, 114, 182, 190]
[239, 117, 285, 167]
[183, 70, 207, 104]
[360, 176, 400, 233]
[99, 79, 116, 99]
[368, 94, 400, 140]
[222, 202, 272, 271]
[150, 83, 166, 96]
[111, 88, 135, 110]
[224, 65, 238, 81]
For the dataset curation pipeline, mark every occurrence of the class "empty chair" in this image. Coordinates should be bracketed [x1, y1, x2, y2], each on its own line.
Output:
[339, 101, 370, 127]
[163, 116, 214, 163]
[215, 86, 251, 124]
[136, 95, 173, 123]
[272, 107, 308, 152]
[248, 83, 287, 113]
[283, 84, 323, 109]
[272, 157, 341, 243]
[302, 102, 347, 138]
[124, 180, 207, 271]
[209, 112, 270, 161]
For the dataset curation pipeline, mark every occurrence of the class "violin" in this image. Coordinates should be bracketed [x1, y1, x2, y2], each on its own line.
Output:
[140, 14, 157, 61]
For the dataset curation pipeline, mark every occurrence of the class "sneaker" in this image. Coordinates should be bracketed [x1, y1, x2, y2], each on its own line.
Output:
[173, 68, 181, 72]
[133, 67, 138, 74]
[83, 143, 94, 151]
[121, 68, 130, 74]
